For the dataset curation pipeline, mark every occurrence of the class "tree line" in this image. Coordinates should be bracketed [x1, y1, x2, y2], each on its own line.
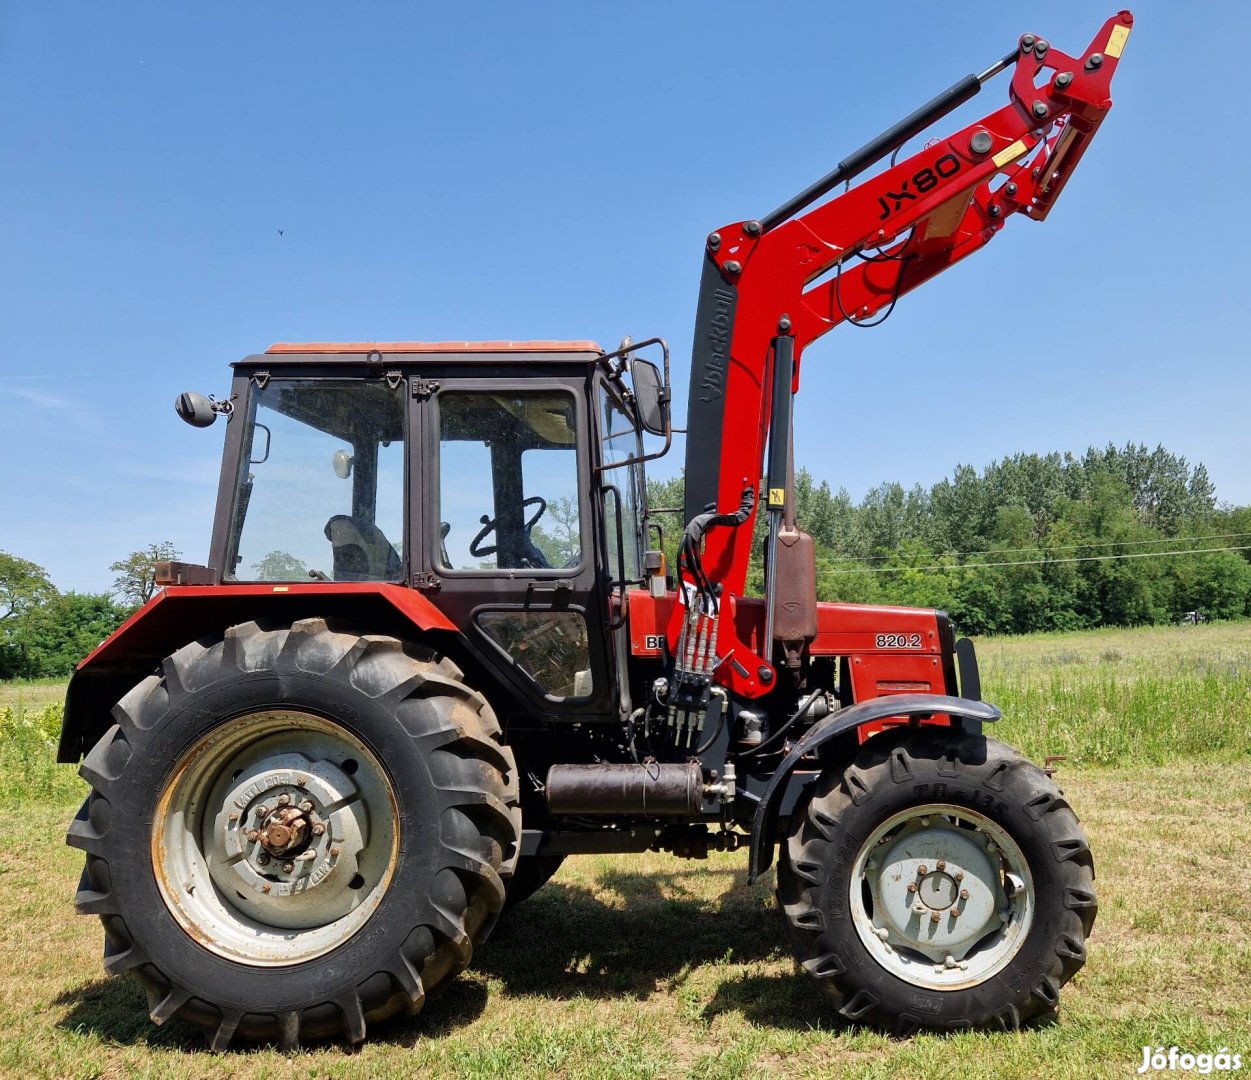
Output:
[648, 442, 1251, 635]
[3, 442, 1247, 678]
[0, 542, 178, 678]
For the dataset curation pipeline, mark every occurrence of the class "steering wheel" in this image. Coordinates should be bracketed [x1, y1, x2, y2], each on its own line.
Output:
[469, 496, 548, 558]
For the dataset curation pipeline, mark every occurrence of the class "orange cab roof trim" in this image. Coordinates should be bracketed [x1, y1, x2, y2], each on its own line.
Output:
[266, 340, 603, 355]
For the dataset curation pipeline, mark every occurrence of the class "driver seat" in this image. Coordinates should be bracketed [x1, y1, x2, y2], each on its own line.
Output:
[324, 516, 402, 581]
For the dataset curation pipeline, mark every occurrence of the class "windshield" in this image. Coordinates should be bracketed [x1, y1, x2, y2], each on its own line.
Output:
[227, 378, 405, 582]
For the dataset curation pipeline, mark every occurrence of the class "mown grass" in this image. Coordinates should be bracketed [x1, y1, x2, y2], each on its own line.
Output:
[1, 622, 1249, 1078]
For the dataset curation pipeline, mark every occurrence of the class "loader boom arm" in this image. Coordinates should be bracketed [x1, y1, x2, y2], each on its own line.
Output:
[676, 11, 1133, 697]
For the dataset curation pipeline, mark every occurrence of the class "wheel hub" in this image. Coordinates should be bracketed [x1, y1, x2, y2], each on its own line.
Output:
[256, 806, 312, 856]
[215, 752, 368, 919]
[850, 804, 1035, 990]
[154, 709, 399, 964]
[918, 870, 958, 910]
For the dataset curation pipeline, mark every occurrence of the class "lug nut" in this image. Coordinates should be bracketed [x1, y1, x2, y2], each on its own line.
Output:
[951, 908, 961, 918]
[936, 860, 946, 871]
[300, 800, 314, 813]
[296, 776, 307, 787]
[228, 812, 239, 822]
[312, 823, 325, 836]
[330, 846, 341, 857]
[917, 865, 928, 876]
[261, 883, 272, 894]
[257, 853, 270, 865]
[246, 829, 259, 842]
[907, 882, 918, 893]
[960, 889, 970, 900]
[277, 794, 291, 806]
[954, 871, 965, 882]
[282, 862, 294, 874]
[930, 911, 941, 924]
[255, 806, 268, 818]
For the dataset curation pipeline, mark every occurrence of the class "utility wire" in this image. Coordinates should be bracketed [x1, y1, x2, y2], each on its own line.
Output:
[815, 544, 1251, 576]
[811, 530, 1251, 564]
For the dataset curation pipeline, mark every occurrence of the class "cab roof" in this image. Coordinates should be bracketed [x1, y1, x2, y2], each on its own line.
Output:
[264, 340, 603, 355]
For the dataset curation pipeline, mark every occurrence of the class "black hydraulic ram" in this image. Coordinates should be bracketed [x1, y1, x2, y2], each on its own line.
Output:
[758, 46, 1019, 232]
[546, 762, 704, 817]
[762, 330, 794, 650]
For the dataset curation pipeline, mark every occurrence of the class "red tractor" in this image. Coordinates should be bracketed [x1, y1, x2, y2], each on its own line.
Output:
[60, 13, 1130, 1048]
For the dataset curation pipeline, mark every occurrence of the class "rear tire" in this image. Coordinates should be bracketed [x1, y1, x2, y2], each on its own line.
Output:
[777, 727, 1095, 1033]
[67, 618, 521, 1050]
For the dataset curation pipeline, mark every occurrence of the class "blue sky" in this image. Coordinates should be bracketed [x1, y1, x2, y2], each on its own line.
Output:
[1, 1, 1245, 594]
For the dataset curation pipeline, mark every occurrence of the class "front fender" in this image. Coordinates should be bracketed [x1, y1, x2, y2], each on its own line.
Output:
[58, 583, 458, 763]
[747, 693, 1000, 882]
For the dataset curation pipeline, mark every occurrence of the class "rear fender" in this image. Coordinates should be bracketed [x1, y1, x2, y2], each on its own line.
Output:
[58, 583, 457, 763]
[746, 693, 1000, 882]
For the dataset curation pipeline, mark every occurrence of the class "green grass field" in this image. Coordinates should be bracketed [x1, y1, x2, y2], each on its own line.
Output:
[1, 622, 1248, 1078]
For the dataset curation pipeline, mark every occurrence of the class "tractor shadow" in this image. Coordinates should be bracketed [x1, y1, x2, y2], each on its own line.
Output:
[476, 865, 805, 1006]
[54, 864, 838, 1049]
[53, 966, 491, 1052]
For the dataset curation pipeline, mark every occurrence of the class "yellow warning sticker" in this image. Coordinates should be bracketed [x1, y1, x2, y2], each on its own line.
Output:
[768, 488, 786, 508]
[992, 139, 1028, 168]
[1105, 24, 1130, 58]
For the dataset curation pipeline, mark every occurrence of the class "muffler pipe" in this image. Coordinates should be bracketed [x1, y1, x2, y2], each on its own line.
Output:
[546, 762, 703, 817]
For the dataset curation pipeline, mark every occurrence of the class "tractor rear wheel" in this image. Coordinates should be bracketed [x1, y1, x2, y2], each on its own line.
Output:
[67, 618, 521, 1050]
[777, 727, 1095, 1032]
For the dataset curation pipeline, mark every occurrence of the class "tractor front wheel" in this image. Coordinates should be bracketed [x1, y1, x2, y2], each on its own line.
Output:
[67, 618, 521, 1050]
[777, 727, 1095, 1032]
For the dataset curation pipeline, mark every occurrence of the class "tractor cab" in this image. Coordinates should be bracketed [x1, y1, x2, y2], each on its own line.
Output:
[200, 339, 671, 720]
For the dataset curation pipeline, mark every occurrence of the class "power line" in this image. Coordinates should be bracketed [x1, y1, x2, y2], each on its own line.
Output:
[816, 544, 1251, 576]
[817, 530, 1251, 564]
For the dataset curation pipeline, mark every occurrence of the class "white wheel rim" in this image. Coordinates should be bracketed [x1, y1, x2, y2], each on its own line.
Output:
[848, 802, 1034, 990]
[152, 710, 400, 965]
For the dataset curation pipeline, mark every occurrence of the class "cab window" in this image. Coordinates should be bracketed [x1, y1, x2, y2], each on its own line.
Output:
[437, 391, 581, 571]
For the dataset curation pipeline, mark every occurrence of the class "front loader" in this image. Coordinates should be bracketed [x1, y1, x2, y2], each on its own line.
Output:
[59, 13, 1131, 1047]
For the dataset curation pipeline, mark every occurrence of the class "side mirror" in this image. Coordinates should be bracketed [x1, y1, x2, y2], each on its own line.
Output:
[630, 358, 669, 436]
[175, 391, 218, 428]
[175, 391, 232, 428]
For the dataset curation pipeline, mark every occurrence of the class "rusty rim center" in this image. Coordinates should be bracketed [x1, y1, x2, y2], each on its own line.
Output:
[259, 807, 311, 856]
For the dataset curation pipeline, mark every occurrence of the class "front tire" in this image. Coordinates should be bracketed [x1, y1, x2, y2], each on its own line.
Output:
[777, 727, 1095, 1033]
[67, 618, 521, 1050]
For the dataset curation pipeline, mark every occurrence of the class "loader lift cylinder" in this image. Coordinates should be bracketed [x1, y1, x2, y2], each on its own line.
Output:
[758, 49, 1017, 232]
[762, 331, 795, 653]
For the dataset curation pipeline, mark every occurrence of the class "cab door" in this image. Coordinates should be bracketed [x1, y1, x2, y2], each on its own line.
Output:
[415, 378, 617, 717]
